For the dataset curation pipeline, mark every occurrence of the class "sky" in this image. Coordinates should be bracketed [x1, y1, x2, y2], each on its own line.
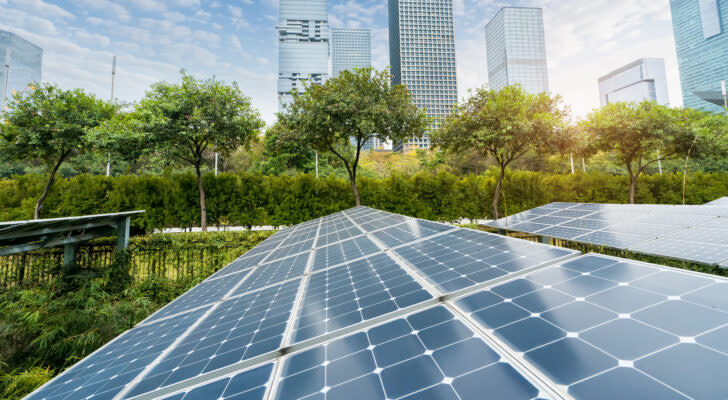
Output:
[0, 0, 681, 125]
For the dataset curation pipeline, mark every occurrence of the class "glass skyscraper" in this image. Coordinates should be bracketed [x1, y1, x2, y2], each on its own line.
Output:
[389, 0, 458, 150]
[670, 0, 727, 113]
[331, 28, 371, 78]
[484, 7, 549, 94]
[0, 30, 42, 110]
[598, 58, 670, 106]
[277, 0, 329, 111]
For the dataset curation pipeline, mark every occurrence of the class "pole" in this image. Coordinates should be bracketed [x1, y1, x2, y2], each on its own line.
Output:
[315, 152, 319, 178]
[722, 80, 727, 111]
[570, 153, 575, 174]
[215, 152, 218, 176]
[107, 56, 116, 177]
[657, 150, 663, 175]
[1, 49, 10, 114]
[582, 157, 586, 172]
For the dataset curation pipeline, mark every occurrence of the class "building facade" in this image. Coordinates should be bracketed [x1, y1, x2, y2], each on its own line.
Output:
[389, 0, 458, 150]
[598, 58, 670, 106]
[484, 7, 549, 94]
[331, 28, 371, 78]
[670, 0, 728, 112]
[277, 0, 329, 110]
[0, 30, 42, 110]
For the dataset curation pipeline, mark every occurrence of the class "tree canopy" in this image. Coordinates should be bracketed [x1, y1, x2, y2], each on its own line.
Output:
[0, 83, 116, 218]
[433, 85, 567, 219]
[279, 67, 428, 205]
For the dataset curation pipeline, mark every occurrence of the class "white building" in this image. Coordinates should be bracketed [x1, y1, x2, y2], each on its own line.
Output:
[598, 58, 670, 106]
[277, 0, 329, 110]
[331, 28, 371, 78]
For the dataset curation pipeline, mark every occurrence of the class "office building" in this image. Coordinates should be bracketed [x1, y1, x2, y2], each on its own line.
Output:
[0, 30, 42, 110]
[277, 0, 329, 110]
[598, 58, 670, 106]
[331, 28, 371, 78]
[389, 0, 458, 150]
[670, 0, 728, 112]
[484, 7, 549, 94]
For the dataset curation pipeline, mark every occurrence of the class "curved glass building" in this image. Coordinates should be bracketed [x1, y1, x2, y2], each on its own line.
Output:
[0, 30, 42, 110]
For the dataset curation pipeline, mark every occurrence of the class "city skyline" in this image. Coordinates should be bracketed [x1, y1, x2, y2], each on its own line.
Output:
[598, 58, 670, 106]
[331, 28, 371, 78]
[0, 0, 687, 125]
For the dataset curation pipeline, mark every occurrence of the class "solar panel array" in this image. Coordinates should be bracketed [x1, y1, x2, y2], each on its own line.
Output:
[27, 206, 728, 400]
[487, 202, 728, 267]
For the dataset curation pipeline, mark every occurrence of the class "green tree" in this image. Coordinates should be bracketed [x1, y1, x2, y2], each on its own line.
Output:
[131, 73, 263, 231]
[279, 67, 428, 206]
[582, 101, 720, 204]
[433, 85, 567, 219]
[0, 84, 116, 219]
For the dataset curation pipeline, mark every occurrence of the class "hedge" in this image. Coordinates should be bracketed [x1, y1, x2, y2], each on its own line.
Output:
[1, 169, 727, 231]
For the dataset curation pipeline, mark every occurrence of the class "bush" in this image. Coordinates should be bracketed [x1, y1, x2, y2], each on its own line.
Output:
[1, 170, 727, 229]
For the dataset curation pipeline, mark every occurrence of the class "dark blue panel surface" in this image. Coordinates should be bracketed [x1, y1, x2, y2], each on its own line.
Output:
[26, 308, 208, 400]
[275, 306, 543, 400]
[229, 251, 310, 296]
[312, 235, 380, 271]
[292, 253, 432, 343]
[370, 219, 454, 247]
[161, 363, 273, 400]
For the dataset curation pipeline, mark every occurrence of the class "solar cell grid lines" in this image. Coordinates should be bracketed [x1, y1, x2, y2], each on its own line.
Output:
[487, 202, 728, 266]
[28, 206, 728, 400]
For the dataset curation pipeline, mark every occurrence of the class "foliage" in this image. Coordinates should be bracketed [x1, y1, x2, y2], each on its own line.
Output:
[434, 85, 568, 219]
[0, 83, 116, 218]
[581, 101, 727, 203]
[279, 67, 428, 205]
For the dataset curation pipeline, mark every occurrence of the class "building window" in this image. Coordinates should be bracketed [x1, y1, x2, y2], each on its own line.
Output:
[699, 0, 722, 39]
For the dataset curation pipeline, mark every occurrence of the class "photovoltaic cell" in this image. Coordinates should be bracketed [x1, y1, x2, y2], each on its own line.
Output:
[455, 253, 728, 399]
[26, 308, 209, 400]
[370, 219, 455, 247]
[292, 253, 432, 343]
[312, 235, 380, 271]
[394, 229, 578, 293]
[126, 280, 301, 398]
[228, 251, 310, 296]
[276, 306, 546, 400]
[207, 252, 270, 280]
[159, 363, 273, 400]
[266, 238, 315, 262]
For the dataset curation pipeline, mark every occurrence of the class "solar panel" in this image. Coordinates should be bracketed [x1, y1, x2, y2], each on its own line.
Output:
[28, 206, 728, 400]
[705, 197, 728, 206]
[487, 202, 728, 266]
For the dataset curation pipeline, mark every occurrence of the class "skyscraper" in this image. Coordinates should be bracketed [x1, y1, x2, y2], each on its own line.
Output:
[598, 58, 670, 106]
[331, 28, 371, 78]
[389, 0, 458, 150]
[277, 0, 329, 110]
[484, 7, 549, 94]
[0, 30, 42, 111]
[670, 0, 727, 112]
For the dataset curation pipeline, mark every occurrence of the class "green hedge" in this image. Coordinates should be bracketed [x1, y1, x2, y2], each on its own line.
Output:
[2, 169, 727, 231]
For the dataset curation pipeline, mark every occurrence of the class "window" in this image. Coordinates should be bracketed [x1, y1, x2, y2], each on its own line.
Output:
[699, 0, 722, 39]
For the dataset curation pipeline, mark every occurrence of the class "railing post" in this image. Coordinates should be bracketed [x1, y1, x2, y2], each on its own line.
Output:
[116, 217, 131, 250]
[63, 243, 78, 275]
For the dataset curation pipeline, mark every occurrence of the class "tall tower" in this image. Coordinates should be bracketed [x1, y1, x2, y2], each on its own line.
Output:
[331, 28, 371, 78]
[277, 0, 329, 111]
[389, 0, 458, 150]
[0, 30, 42, 111]
[484, 7, 549, 94]
[670, 0, 728, 112]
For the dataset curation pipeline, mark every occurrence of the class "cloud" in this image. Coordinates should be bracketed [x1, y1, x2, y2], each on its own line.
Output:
[170, 0, 200, 6]
[125, 0, 167, 13]
[72, 29, 111, 47]
[10, 0, 73, 19]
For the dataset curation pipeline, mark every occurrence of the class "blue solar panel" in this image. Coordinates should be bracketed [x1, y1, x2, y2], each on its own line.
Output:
[207, 252, 270, 280]
[125, 280, 301, 398]
[370, 219, 455, 247]
[394, 229, 578, 293]
[275, 306, 546, 400]
[229, 251, 310, 296]
[266, 238, 315, 262]
[316, 225, 363, 247]
[456, 253, 728, 399]
[27, 307, 208, 400]
[160, 363, 273, 400]
[292, 253, 433, 343]
[312, 235, 381, 271]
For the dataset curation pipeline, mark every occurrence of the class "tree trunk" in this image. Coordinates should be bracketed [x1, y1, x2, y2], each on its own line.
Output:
[195, 165, 208, 232]
[492, 165, 506, 220]
[351, 175, 361, 206]
[628, 171, 638, 205]
[34, 156, 65, 219]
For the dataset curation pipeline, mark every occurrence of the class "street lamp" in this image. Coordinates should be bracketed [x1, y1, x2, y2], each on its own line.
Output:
[721, 80, 727, 111]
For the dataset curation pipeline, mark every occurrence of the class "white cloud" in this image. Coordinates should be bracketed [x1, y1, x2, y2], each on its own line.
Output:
[126, 0, 167, 13]
[72, 29, 111, 47]
[170, 0, 200, 6]
[10, 0, 73, 19]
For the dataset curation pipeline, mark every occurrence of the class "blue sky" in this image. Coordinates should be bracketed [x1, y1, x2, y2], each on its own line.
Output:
[0, 0, 680, 125]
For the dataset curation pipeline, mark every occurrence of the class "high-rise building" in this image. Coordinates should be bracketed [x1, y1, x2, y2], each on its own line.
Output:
[331, 28, 371, 78]
[484, 7, 549, 94]
[670, 0, 727, 112]
[0, 30, 42, 111]
[598, 58, 670, 106]
[277, 0, 329, 110]
[389, 0, 458, 150]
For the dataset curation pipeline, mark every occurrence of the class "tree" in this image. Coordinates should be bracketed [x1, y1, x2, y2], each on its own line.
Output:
[0, 84, 116, 218]
[433, 85, 567, 219]
[279, 67, 428, 206]
[131, 73, 263, 231]
[581, 101, 717, 204]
